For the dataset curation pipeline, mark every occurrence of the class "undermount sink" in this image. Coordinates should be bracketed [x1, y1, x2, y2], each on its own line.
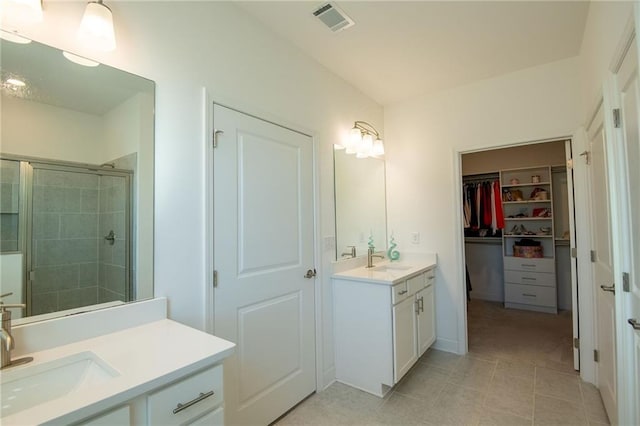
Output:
[372, 264, 412, 272]
[1, 351, 119, 417]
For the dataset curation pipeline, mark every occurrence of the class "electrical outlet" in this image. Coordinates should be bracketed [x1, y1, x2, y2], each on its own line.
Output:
[359, 232, 366, 243]
[411, 232, 420, 244]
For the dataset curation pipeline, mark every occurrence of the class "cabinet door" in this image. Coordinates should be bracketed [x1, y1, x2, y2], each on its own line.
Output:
[188, 407, 224, 425]
[393, 296, 418, 383]
[79, 405, 130, 425]
[416, 285, 436, 356]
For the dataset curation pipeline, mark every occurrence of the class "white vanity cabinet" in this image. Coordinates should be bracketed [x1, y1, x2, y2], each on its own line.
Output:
[333, 264, 436, 397]
[76, 365, 224, 426]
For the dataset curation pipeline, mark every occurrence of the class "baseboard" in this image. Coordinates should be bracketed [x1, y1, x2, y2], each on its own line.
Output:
[321, 367, 336, 391]
[432, 337, 459, 354]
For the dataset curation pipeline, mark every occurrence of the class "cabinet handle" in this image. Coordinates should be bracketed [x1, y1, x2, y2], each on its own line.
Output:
[173, 390, 215, 414]
[522, 293, 537, 297]
[425, 283, 432, 289]
[419, 296, 424, 313]
[427, 276, 435, 279]
[415, 299, 420, 315]
[522, 277, 537, 281]
[398, 290, 408, 295]
[521, 264, 536, 268]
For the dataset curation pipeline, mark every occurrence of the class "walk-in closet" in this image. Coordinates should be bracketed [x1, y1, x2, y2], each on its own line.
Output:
[462, 140, 578, 373]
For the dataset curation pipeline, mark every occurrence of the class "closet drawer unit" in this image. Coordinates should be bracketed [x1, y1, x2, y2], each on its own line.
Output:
[505, 283, 556, 308]
[504, 270, 556, 288]
[147, 365, 223, 425]
[407, 274, 426, 295]
[392, 281, 409, 305]
[504, 257, 555, 273]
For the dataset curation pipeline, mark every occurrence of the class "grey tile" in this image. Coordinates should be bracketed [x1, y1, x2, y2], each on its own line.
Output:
[484, 371, 534, 419]
[32, 265, 78, 293]
[449, 355, 496, 391]
[33, 213, 60, 239]
[111, 239, 127, 267]
[535, 367, 582, 403]
[495, 359, 535, 380]
[58, 286, 98, 310]
[98, 287, 125, 304]
[394, 363, 449, 404]
[423, 383, 484, 425]
[0, 239, 18, 252]
[99, 264, 127, 294]
[580, 382, 610, 425]
[31, 292, 59, 315]
[0, 213, 19, 249]
[371, 392, 430, 426]
[533, 394, 587, 426]
[478, 408, 532, 426]
[35, 239, 98, 266]
[0, 183, 19, 213]
[81, 189, 99, 212]
[0, 160, 20, 183]
[420, 349, 462, 371]
[60, 213, 98, 239]
[78, 263, 98, 287]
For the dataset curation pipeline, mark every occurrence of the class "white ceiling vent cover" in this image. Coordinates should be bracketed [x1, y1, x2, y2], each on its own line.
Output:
[312, 3, 354, 33]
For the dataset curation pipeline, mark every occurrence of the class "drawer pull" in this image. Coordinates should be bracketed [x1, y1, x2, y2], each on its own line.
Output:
[173, 391, 215, 414]
[398, 290, 408, 295]
[425, 283, 432, 289]
[522, 277, 537, 281]
[427, 276, 435, 279]
[521, 264, 536, 268]
[522, 293, 537, 297]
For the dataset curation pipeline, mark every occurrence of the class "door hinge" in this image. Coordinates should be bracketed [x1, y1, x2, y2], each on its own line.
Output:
[566, 158, 573, 169]
[213, 129, 224, 148]
[213, 270, 218, 288]
[579, 151, 591, 165]
[613, 108, 621, 128]
[573, 337, 580, 349]
[571, 247, 577, 258]
[594, 349, 599, 362]
[622, 272, 630, 292]
[590, 250, 597, 262]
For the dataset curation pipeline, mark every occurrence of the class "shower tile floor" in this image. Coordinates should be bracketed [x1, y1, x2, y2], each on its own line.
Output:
[275, 300, 609, 425]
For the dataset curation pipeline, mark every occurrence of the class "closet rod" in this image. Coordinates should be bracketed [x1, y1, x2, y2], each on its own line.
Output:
[462, 175, 500, 184]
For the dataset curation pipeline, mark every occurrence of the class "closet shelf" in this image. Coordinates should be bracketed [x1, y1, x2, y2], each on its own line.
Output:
[464, 237, 502, 244]
[501, 182, 551, 188]
[504, 217, 552, 221]
[504, 234, 553, 238]
[502, 200, 551, 204]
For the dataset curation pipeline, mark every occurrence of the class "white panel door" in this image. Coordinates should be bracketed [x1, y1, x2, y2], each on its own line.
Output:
[616, 37, 640, 425]
[587, 106, 617, 424]
[565, 140, 580, 370]
[213, 104, 316, 425]
[393, 296, 418, 382]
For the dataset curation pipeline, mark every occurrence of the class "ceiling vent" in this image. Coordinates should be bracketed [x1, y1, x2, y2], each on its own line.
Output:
[312, 2, 354, 33]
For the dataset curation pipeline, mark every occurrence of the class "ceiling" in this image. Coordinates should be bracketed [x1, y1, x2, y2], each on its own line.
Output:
[237, 1, 590, 105]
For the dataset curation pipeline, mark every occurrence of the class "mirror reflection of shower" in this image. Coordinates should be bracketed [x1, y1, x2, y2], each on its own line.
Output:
[0, 157, 134, 318]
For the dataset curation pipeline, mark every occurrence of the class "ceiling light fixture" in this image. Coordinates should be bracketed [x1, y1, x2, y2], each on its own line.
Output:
[2, 0, 43, 24]
[339, 121, 385, 158]
[62, 51, 100, 67]
[77, 0, 116, 52]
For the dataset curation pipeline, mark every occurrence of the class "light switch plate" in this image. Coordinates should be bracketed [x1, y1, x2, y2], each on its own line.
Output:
[411, 232, 420, 244]
[323, 236, 336, 251]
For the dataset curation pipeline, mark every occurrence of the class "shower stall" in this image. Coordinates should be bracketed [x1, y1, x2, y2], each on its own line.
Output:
[0, 157, 133, 317]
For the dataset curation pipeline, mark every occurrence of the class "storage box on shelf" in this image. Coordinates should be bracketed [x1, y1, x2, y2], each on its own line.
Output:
[500, 166, 557, 313]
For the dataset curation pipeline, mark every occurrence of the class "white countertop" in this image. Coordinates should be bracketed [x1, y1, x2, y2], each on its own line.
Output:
[2, 319, 235, 425]
[332, 254, 437, 285]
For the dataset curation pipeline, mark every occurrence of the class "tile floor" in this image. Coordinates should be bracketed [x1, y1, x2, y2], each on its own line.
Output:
[275, 300, 610, 425]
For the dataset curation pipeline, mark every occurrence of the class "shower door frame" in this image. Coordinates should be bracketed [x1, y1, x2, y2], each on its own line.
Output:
[0, 155, 134, 317]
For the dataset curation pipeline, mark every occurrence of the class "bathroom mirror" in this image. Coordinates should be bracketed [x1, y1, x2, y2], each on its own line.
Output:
[0, 34, 155, 324]
[333, 148, 387, 260]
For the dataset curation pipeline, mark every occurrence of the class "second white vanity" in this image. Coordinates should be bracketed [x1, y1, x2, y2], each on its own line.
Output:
[332, 255, 437, 397]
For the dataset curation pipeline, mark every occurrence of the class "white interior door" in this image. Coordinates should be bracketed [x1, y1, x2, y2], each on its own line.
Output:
[615, 36, 640, 425]
[564, 141, 580, 369]
[213, 104, 316, 425]
[587, 106, 617, 424]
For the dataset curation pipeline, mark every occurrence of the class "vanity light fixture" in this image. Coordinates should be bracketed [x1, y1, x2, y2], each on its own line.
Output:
[342, 121, 385, 158]
[0, 30, 32, 44]
[77, 0, 116, 52]
[6, 78, 26, 87]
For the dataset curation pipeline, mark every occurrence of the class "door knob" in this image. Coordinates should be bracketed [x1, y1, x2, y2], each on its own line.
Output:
[600, 284, 615, 294]
[628, 319, 640, 330]
[304, 269, 316, 279]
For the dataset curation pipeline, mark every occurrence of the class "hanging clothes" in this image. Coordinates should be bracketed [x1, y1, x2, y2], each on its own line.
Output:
[494, 181, 505, 230]
[462, 179, 504, 236]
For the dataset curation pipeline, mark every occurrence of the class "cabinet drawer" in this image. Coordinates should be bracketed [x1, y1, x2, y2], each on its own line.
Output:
[392, 281, 409, 305]
[407, 274, 426, 295]
[505, 283, 556, 308]
[504, 257, 554, 273]
[148, 365, 223, 425]
[189, 407, 224, 425]
[504, 270, 556, 288]
[424, 269, 435, 288]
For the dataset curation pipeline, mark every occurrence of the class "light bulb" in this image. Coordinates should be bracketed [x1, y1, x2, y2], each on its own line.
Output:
[357, 133, 373, 158]
[346, 127, 361, 154]
[372, 138, 385, 156]
[77, 1, 116, 52]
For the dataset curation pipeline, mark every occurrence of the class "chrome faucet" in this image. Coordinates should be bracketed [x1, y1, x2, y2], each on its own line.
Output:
[1, 293, 32, 369]
[366, 247, 384, 268]
[341, 246, 357, 258]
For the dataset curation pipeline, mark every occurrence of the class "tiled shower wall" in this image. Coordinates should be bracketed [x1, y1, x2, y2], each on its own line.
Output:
[31, 169, 129, 315]
[98, 175, 128, 303]
[0, 159, 20, 252]
[31, 169, 100, 315]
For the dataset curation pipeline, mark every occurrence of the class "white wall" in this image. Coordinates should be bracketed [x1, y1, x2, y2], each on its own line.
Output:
[13, 1, 383, 386]
[1, 95, 104, 163]
[384, 57, 582, 352]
